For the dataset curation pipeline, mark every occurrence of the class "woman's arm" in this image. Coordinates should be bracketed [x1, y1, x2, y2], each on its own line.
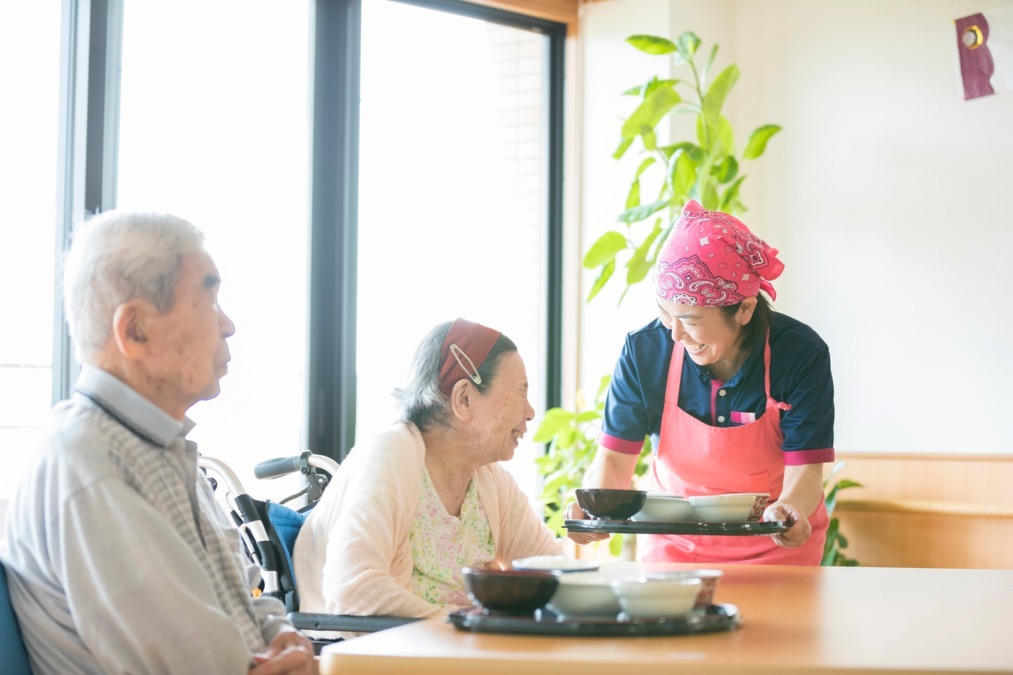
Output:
[764, 463, 824, 548]
[583, 446, 641, 490]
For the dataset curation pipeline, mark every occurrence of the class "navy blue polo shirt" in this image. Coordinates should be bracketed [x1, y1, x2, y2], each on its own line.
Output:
[599, 312, 835, 466]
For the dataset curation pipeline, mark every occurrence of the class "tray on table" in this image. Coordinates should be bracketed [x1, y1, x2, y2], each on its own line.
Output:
[563, 519, 787, 536]
[447, 603, 741, 637]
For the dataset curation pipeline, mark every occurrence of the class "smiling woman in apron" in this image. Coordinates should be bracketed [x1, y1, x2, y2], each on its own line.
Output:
[566, 200, 834, 565]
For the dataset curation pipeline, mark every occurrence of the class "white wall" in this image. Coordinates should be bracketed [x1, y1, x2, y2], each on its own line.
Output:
[579, 0, 1013, 453]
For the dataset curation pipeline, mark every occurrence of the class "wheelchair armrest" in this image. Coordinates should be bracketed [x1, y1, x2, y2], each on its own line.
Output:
[287, 611, 422, 633]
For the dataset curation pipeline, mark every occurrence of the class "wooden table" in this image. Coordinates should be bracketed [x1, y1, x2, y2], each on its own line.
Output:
[319, 563, 1013, 675]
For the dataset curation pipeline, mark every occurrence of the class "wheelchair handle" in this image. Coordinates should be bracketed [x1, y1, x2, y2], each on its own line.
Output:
[254, 454, 305, 479]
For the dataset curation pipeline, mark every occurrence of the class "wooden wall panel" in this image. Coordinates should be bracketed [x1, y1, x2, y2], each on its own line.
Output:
[830, 453, 1013, 569]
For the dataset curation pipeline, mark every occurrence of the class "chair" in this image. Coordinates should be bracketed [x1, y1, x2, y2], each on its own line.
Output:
[0, 561, 33, 675]
[198, 453, 420, 644]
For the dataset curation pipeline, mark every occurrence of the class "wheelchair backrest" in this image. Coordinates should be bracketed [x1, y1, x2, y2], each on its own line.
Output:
[0, 561, 33, 674]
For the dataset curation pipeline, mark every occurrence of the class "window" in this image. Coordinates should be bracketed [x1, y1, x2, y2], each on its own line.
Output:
[356, 0, 558, 498]
[5, 0, 564, 504]
[115, 0, 311, 494]
[0, 2, 61, 498]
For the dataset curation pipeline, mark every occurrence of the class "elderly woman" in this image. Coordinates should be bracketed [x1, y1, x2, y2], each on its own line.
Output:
[567, 200, 834, 565]
[293, 318, 562, 618]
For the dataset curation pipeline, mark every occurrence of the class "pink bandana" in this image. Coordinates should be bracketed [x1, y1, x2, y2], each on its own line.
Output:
[438, 318, 502, 397]
[655, 200, 785, 306]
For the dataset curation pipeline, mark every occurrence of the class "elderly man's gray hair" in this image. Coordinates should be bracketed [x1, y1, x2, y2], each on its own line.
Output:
[63, 210, 205, 359]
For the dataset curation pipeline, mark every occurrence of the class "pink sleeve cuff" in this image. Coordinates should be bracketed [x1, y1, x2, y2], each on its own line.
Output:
[783, 447, 835, 465]
[597, 432, 645, 455]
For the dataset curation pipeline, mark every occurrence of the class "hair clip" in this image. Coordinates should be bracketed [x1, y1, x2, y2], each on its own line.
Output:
[449, 343, 482, 386]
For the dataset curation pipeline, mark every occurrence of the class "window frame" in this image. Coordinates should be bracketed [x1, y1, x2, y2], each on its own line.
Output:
[54, 0, 566, 462]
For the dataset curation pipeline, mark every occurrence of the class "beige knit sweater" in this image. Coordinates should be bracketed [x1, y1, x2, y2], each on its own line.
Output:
[293, 422, 563, 619]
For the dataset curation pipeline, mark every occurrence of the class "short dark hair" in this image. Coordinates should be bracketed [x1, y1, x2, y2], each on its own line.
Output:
[720, 293, 772, 350]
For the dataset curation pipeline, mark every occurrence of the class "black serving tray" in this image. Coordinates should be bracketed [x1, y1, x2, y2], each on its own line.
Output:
[447, 603, 741, 637]
[563, 519, 787, 536]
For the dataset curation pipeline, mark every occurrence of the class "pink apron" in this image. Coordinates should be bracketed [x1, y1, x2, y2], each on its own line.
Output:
[641, 336, 828, 564]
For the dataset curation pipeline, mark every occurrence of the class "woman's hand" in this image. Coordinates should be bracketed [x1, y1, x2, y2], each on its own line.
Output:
[763, 502, 812, 549]
[563, 500, 610, 545]
[250, 630, 317, 675]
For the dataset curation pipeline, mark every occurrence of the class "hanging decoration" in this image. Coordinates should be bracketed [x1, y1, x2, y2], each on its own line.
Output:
[955, 5, 1013, 100]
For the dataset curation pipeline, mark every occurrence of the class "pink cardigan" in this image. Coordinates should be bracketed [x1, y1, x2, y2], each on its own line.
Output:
[293, 422, 563, 619]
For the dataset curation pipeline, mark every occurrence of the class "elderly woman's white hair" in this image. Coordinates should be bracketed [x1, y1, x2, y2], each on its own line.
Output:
[62, 210, 205, 360]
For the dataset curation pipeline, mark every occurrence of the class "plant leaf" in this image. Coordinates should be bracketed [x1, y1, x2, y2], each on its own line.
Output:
[711, 155, 738, 183]
[742, 124, 782, 160]
[672, 151, 697, 202]
[617, 198, 675, 224]
[557, 427, 577, 448]
[586, 258, 615, 303]
[660, 141, 703, 163]
[619, 85, 682, 146]
[715, 116, 734, 156]
[625, 180, 641, 210]
[704, 64, 740, 117]
[701, 180, 720, 210]
[634, 156, 656, 178]
[622, 77, 681, 97]
[701, 64, 739, 149]
[609, 533, 623, 557]
[612, 135, 634, 160]
[582, 231, 627, 268]
[625, 218, 664, 285]
[824, 489, 838, 517]
[627, 34, 677, 55]
[533, 408, 575, 442]
[675, 31, 701, 63]
[641, 126, 657, 152]
[718, 175, 745, 212]
[700, 44, 719, 90]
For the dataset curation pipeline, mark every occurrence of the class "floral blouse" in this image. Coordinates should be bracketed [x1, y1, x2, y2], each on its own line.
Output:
[409, 467, 496, 606]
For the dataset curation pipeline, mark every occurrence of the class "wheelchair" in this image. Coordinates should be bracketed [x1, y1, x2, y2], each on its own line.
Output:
[197, 450, 419, 648]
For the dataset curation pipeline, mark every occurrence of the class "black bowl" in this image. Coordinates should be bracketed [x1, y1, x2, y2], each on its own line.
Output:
[462, 567, 559, 615]
[575, 488, 648, 520]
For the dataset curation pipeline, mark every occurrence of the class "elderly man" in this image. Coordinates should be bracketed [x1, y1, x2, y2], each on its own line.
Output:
[2, 211, 315, 674]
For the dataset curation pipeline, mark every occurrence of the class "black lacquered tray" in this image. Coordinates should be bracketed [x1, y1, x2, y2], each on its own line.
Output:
[447, 603, 741, 637]
[564, 519, 787, 536]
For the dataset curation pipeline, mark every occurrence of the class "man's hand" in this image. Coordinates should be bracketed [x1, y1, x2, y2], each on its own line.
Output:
[250, 631, 317, 675]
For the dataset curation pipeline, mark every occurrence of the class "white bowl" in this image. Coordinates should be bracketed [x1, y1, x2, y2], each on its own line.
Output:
[631, 494, 696, 522]
[641, 569, 723, 609]
[546, 573, 623, 618]
[688, 493, 769, 523]
[512, 555, 600, 573]
[610, 576, 702, 619]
